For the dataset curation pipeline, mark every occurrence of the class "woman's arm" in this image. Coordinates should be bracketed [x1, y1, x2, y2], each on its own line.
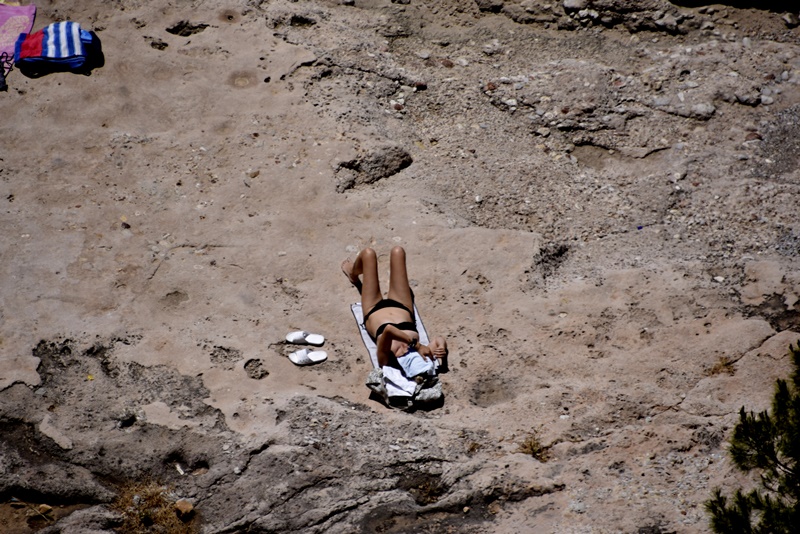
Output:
[416, 343, 433, 359]
[376, 325, 418, 367]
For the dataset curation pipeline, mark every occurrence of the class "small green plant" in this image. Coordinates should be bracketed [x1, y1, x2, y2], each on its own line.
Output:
[112, 479, 196, 534]
[705, 342, 800, 533]
[517, 430, 551, 462]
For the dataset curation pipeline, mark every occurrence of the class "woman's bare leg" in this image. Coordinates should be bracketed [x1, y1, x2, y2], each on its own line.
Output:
[341, 260, 362, 293]
[343, 248, 382, 312]
[387, 246, 414, 311]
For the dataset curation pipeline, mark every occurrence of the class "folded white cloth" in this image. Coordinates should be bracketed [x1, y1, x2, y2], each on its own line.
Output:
[382, 367, 417, 396]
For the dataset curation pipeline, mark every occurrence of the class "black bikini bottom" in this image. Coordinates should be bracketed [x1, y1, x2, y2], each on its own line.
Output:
[363, 299, 416, 340]
[375, 321, 417, 340]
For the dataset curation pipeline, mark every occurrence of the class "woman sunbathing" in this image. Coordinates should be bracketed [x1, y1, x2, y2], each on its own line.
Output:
[342, 246, 448, 370]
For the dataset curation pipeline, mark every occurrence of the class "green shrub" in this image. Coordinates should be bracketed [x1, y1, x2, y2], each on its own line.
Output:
[705, 342, 800, 533]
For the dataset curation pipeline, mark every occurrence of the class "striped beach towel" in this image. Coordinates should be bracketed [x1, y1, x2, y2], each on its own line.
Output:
[15, 21, 100, 76]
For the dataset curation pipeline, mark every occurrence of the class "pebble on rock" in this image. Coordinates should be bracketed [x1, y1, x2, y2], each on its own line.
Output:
[690, 103, 716, 119]
[563, 0, 588, 12]
[175, 498, 194, 519]
[655, 14, 678, 32]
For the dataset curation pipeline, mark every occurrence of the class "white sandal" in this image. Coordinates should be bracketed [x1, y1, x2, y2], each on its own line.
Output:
[288, 348, 327, 366]
[285, 331, 325, 346]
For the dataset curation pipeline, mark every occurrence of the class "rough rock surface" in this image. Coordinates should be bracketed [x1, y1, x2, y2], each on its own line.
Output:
[335, 145, 413, 192]
[1, 0, 800, 532]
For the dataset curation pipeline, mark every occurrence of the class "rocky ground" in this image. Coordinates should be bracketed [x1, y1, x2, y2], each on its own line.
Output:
[1, 0, 800, 532]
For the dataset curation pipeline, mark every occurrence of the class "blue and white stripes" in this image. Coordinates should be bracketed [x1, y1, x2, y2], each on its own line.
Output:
[43, 21, 84, 59]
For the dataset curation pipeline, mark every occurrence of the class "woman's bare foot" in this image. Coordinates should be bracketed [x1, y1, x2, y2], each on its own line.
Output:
[341, 259, 362, 292]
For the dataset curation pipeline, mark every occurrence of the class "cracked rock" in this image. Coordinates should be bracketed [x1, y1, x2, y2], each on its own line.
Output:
[335, 145, 413, 192]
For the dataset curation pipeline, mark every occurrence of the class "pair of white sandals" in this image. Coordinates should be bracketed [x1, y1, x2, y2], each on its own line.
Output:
[286, 331, 327, 365]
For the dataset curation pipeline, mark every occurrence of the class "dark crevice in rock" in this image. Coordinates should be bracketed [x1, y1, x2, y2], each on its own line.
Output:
[315, 56, 423, 87]
[166, 20, 209, 36]
[533, 242, 570, 281]
[360, 503, 490, 534]
[162, 449, 210, 474]
[744, 293, 800, 332]
[0, 418, 68, 470]
[0, 419, 114, 505]
[397, 471, 447, 505]
[289, 14, 317, 27]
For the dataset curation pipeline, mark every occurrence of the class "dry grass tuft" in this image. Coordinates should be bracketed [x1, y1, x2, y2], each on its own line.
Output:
[112, 479, 196, 534]
[706, 356, 736, 376]
[517, 432, 551, 462]
[466, 441, 482, 454]
[411, 478, 446, 505]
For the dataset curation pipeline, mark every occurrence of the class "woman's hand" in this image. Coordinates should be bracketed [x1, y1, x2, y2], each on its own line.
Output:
[431, 345, 447, 357]
[417, 343, 433, 360]
[429, 336, 448, 362]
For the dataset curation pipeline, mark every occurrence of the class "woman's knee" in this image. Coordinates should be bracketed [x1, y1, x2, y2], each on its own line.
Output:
[390, 246, 406, 259]
[360, 247, 377, 261]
